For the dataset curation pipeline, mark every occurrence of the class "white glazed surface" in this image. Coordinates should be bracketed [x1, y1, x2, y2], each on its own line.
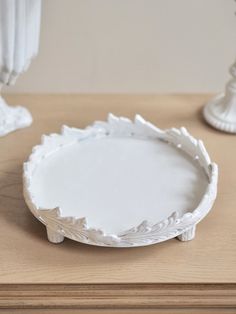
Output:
[23, 114, 218, 247]
[203, 61, 236, 133]
[0, 0, 41, 85]
[0, 95, 32, 136]
[0, 0, 41, 136]
[30, 137, 208, 234]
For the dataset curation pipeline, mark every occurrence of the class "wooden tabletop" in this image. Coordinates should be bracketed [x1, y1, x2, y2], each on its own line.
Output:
[0, 94, 235, 312]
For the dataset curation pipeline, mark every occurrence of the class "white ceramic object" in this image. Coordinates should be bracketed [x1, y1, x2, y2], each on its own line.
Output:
[0, 0, 41, 136]
[203, 60, 236, 133]
[23, 114, 218, 247]
[0, 90, 32, 136]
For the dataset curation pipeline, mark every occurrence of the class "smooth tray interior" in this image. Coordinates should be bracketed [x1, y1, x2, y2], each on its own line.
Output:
[30, 136, 208, 234]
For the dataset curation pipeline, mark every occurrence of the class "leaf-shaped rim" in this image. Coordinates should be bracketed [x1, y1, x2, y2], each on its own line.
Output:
[23, 114, 218, 247]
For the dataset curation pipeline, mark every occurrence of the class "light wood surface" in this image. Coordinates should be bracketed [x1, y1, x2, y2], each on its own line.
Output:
[0, 94, 235, 311]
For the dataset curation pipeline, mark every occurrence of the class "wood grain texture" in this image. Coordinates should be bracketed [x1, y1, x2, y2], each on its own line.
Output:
[0, 284, 235, 311]
[0, 94, 235, 311]
[2, 310, 236, 314]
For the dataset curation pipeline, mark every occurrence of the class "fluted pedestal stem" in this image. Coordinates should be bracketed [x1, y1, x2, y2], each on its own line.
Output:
[0, 0, 41, 136]
[203, 60, 236, 133]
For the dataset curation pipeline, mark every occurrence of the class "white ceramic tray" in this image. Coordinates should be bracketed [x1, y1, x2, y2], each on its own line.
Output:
[23, 114, 218, 247]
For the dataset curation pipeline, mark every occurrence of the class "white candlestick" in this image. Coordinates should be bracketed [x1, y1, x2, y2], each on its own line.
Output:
[203, 60, 236, 133]
[0, 0, 41, 136]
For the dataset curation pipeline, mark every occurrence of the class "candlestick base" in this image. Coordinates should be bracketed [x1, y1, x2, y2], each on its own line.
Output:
[0, 95, 32, 137]
[203, 60, 236, 134]
[203, 93, 236, 133]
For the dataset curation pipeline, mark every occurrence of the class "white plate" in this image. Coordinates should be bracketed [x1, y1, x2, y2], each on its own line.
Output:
[23, 114, 218, 247]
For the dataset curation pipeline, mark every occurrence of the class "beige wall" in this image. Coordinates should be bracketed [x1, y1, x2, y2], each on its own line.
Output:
[6, 0, 236, 94]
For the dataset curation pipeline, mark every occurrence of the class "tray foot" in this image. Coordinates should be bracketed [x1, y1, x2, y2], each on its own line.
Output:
[177, 226, 196, 242]
[46, 227, 64, 244]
